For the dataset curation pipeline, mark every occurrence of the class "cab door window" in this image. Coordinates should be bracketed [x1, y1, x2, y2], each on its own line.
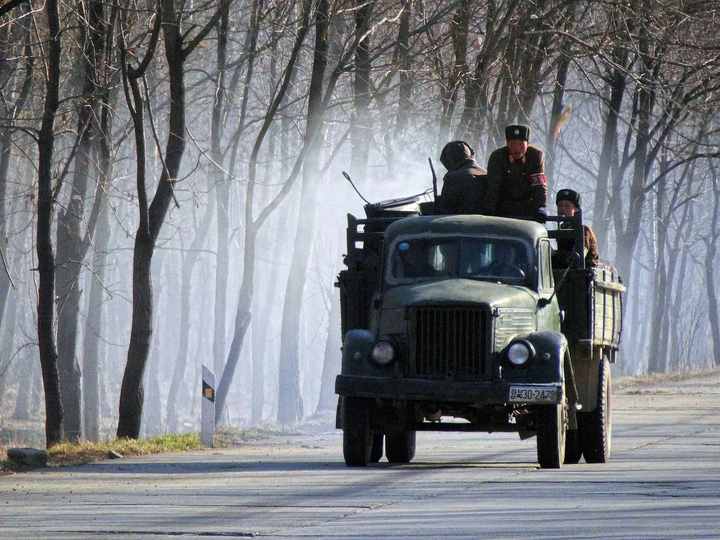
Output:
[537, 239, 554, 294]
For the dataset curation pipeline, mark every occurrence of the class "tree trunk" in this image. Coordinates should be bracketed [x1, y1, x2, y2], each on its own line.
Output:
[647, 191, 668, 374]
[388, 0, 412, 173]
[250, 211, 287, 423]
[54, 0, 108, 441]
[14, 358, 41, 421]
[37, 0, 64, 447]
[142, 337, 164, 437]
[211, 8, 230, 379]
[276, 0, 329, 425]
[0, 280, 18, 407]
[544, 56, 570, 189]
[349, 0, 372, 184]
[213, 0, 314, 423]
[166, 201, 215, 431]
[118, 234, 155, 438]
[118, 0, 188, 438]
[215, 227, 256, 422]
[706, 175, 720, 368]
[705, 241, 720, 368]
[614, 61, 653, 287]
[437, 0, 469, 150]
[82, 205, 109, 441]
[0, 6, 32, 328]
[82, 75, 114, 441]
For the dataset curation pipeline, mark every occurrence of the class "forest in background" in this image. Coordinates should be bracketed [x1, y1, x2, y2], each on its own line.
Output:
[0, 0, 719, 447]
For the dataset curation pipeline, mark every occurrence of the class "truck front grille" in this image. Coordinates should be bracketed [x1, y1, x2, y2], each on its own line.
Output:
[408, 306, 490, 380]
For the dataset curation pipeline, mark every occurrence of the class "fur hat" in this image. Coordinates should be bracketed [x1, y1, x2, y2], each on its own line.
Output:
[556, 188, 581, 209]
[440, 141, 475, 171]
[505, 125, 530, 141]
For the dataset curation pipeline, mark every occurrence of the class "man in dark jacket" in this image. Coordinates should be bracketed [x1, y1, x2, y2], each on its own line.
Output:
[437, 140, 488, 214]
[485, 125, 547, 222]
[553, 188, 599, 268]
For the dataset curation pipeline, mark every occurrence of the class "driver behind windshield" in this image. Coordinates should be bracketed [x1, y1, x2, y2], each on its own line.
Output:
[484, 243, 526, 279]
[392, 238, 528, 282]
[395, 241, 439, 278]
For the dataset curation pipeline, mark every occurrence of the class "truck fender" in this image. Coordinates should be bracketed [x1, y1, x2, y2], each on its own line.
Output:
[513, 331, 580, 424]
[341, 329, 376, 374]
[515, 330, 568, 382]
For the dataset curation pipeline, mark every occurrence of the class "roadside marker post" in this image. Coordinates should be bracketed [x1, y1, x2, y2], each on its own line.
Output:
[201, 366, 215, 447]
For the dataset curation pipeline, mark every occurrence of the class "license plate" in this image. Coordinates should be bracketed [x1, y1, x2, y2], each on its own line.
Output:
[509, 386, 558, 403]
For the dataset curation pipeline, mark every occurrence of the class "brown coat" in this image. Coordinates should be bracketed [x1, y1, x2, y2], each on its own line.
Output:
[485, 145, 547, 219]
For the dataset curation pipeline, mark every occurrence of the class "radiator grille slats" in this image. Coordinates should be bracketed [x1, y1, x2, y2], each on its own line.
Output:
[409, 307, 489, 380]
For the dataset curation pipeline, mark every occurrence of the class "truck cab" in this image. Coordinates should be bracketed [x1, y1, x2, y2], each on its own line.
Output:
[336, 203, 624, 469]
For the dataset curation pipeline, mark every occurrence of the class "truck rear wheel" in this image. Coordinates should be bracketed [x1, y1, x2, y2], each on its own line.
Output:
[536, 382, 567, 469]
[342, 397, 373, 467]
[385, 430, 416, 464]
[579, 356, 612, 463]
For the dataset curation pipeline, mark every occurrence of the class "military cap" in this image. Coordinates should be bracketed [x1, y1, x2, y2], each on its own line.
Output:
[556, 188, 582, 209]
[505, 125, 530, 141]
[440, 141, 475, 171]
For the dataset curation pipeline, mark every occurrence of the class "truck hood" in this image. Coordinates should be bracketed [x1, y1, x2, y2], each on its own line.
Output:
[381, 279, 538, 310]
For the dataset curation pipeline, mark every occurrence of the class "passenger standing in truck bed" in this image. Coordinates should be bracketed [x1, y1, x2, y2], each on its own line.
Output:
[553, 188, 599, 268]
[485, 125, 547, 222]
[437, 141, 488, 215]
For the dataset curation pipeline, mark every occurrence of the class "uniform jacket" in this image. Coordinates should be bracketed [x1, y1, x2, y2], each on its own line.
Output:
[485, 145, 547, 219]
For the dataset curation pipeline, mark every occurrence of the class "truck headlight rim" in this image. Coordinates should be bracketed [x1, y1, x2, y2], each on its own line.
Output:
[506, 340, 535, 366]
[371, 341, 395, 365]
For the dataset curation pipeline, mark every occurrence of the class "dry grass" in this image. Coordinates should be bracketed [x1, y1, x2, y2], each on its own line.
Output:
[615, 367, 720, 389]
[0, 433, 203, 475]
[0, 426, 283, 476]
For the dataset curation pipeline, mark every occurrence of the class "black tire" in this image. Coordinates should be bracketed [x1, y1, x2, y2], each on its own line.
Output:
[385, 430, 417, 464]
[564, 429, 582, 464]
[579, 356, 612, 463]
[536, 382, 567, 469]
[370, 432, 384, 463]
[342, 397, 373, 467]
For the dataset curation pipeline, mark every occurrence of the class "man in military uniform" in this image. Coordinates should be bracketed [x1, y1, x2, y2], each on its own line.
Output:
[436, 140, 488, 214]
[485, 125, 547, 221]
[553, 188, 599, 268]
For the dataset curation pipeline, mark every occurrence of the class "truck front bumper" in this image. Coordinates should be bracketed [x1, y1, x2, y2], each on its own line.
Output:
[335, 374, 563, 405]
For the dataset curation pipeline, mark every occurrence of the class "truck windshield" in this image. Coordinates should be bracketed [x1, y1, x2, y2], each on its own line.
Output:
[388, 236, 532, 285]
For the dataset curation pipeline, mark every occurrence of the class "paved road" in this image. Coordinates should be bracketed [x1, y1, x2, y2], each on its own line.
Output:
[1, 371, 719, 539]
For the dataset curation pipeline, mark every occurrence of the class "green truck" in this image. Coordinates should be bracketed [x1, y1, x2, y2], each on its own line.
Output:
[335, 198, 625, 468]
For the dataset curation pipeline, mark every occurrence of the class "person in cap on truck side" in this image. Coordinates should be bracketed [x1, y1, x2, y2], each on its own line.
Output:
[485, 124, 548, 222]
[552, 188, 599, 268]
[437, 141, 488, 215]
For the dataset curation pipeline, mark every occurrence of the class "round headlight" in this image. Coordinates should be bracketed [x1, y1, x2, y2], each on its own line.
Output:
[507, 341, 535, 366]
[371, 341, 395, 365]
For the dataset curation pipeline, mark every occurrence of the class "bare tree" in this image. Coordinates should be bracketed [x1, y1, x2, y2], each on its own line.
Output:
[36, 0, 65, 447]
[703, 162, 720, 368]
[117, 0, 229, 438]
[215, 0, 316, 422]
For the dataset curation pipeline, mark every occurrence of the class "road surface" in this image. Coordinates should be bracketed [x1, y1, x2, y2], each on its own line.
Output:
[1, 371, 719, 539]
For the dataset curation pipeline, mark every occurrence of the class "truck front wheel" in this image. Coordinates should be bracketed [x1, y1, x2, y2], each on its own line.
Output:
[385, 430, 416, 463]
[579, 356, 612, 463]
[536, 382, 567, 469]
[342, 397, 373, 467]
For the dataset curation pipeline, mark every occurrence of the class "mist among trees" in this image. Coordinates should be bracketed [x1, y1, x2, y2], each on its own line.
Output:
[0, 0, 719, 447]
